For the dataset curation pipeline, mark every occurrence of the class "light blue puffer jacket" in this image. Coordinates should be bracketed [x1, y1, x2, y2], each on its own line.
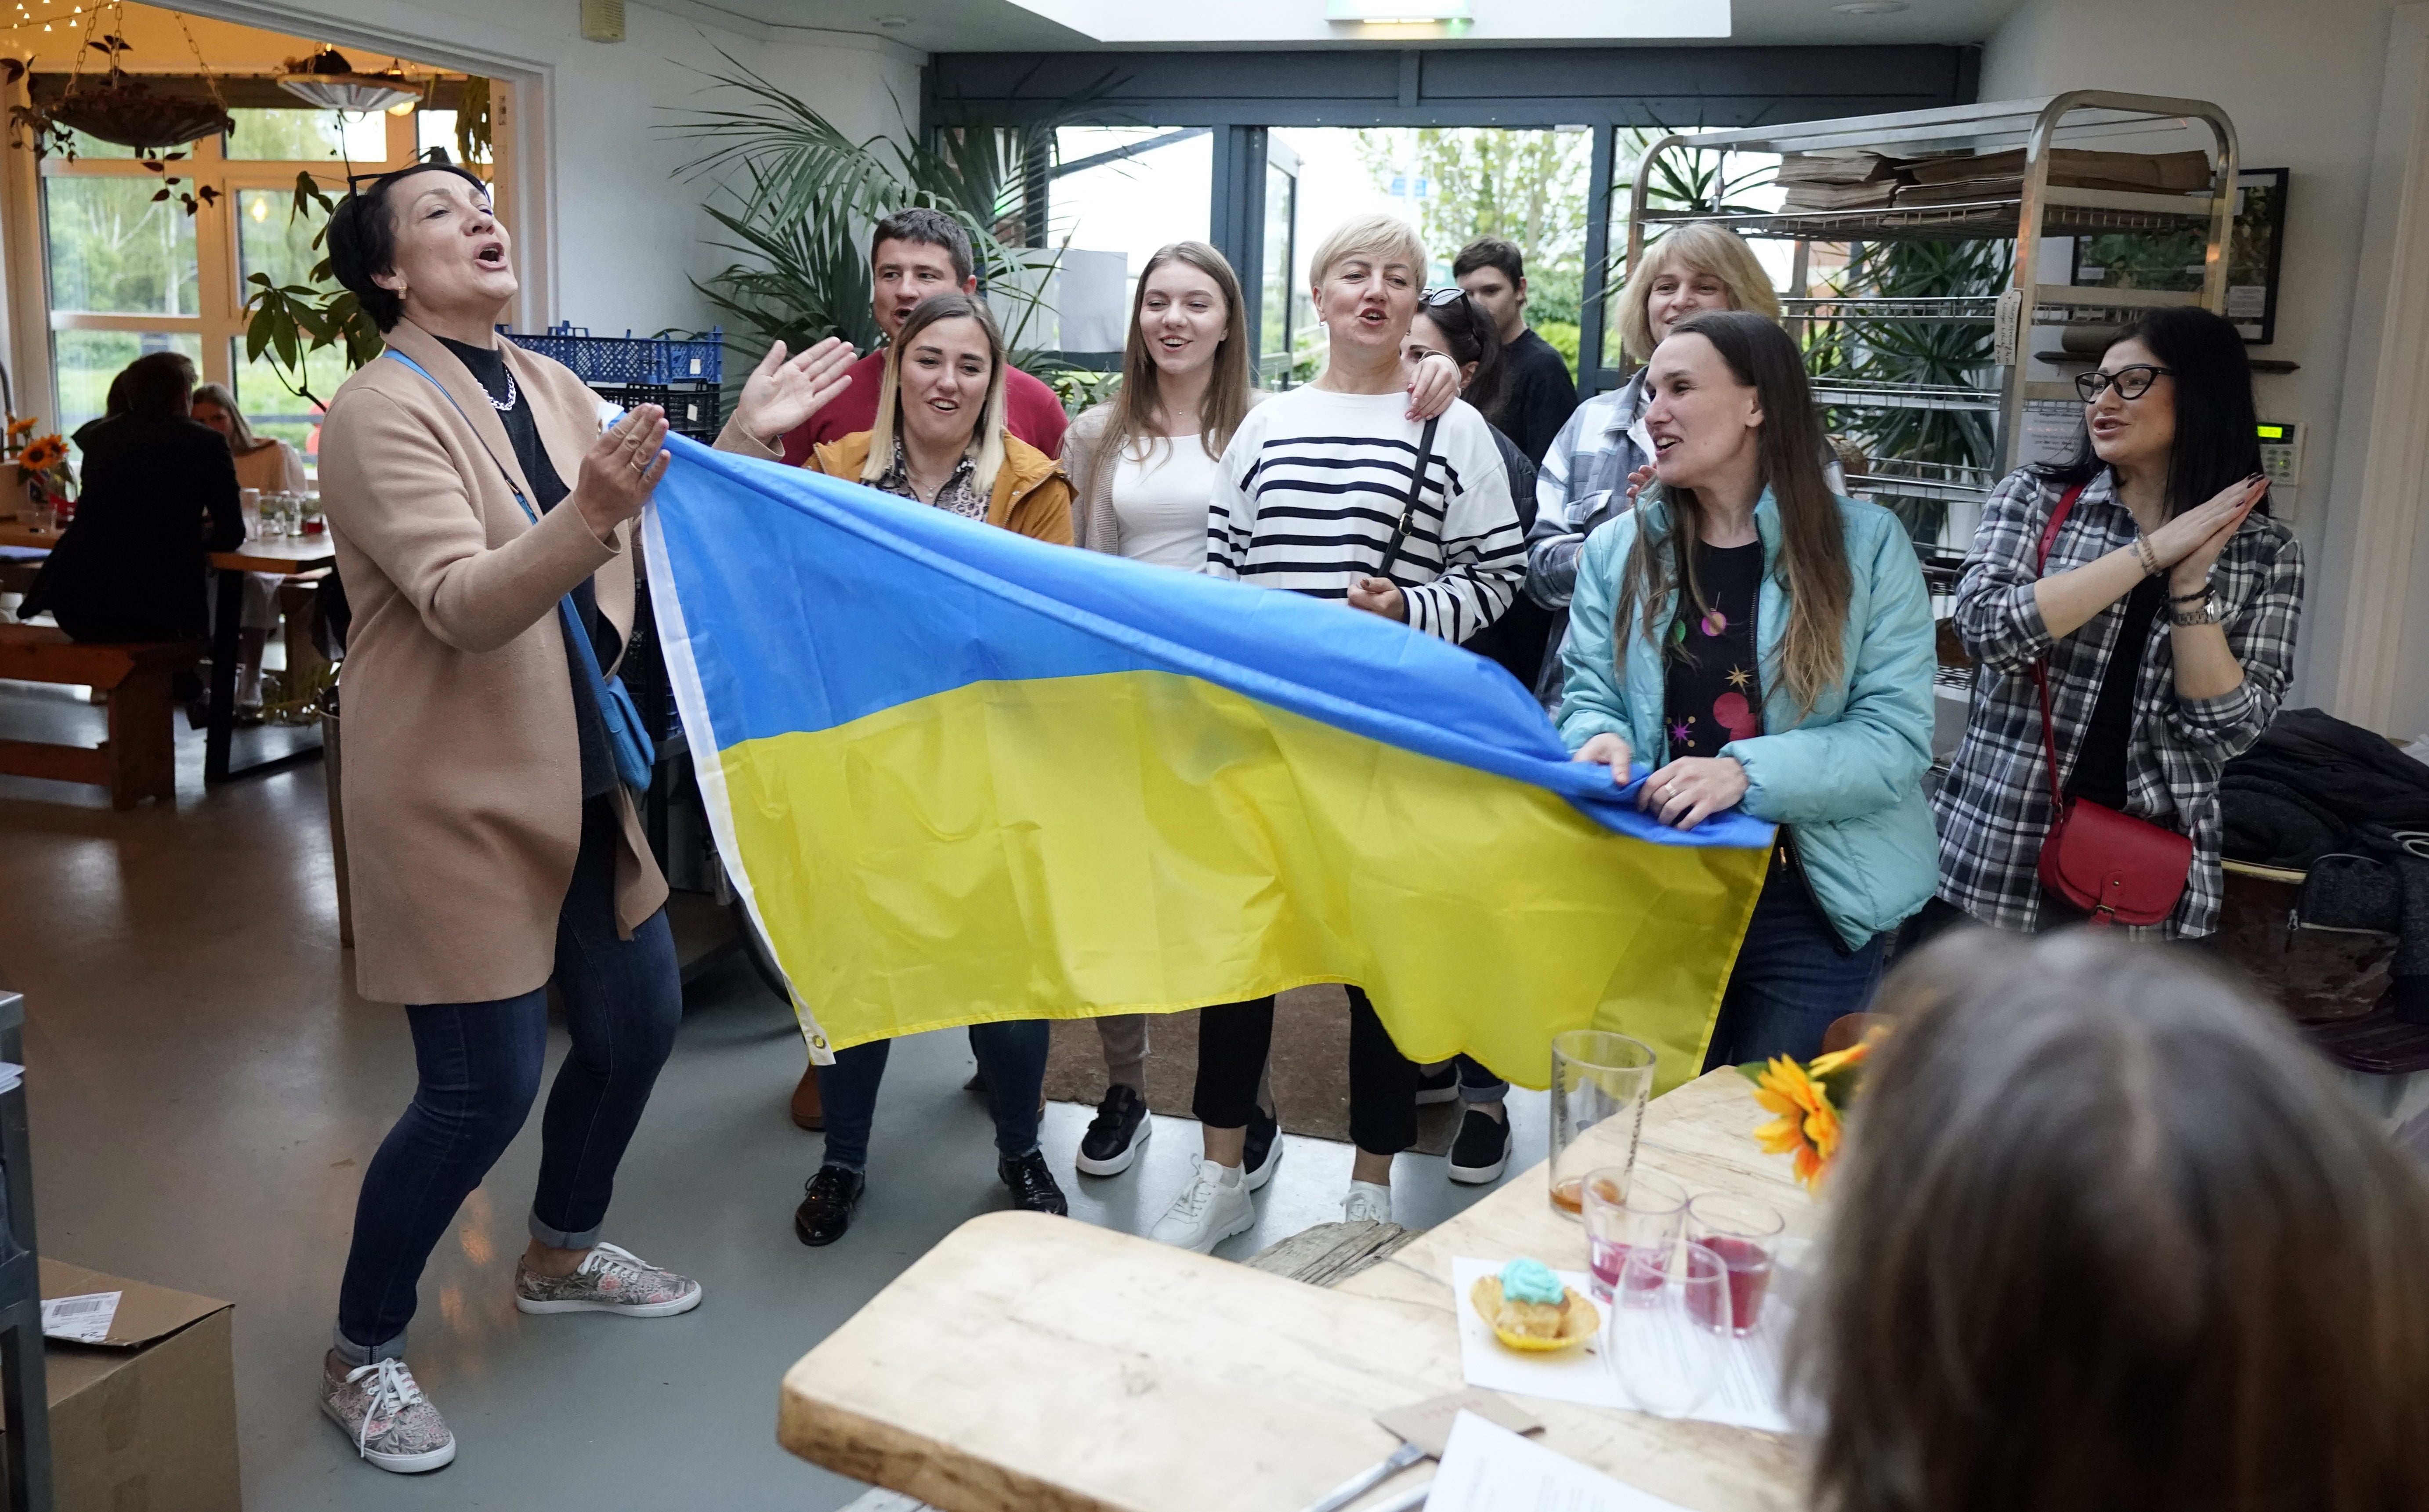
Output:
[1555, 488, 1939, 949]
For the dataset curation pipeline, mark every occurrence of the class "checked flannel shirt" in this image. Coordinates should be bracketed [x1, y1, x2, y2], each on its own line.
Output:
[1932, 466, 2306, 938]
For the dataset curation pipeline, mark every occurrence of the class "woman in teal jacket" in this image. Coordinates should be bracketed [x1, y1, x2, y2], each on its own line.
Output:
[1558, 311, 1938, 1067]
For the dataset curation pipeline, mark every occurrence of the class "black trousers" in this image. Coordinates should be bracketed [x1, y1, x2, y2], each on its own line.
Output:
[1191, 988, 1419, 1156]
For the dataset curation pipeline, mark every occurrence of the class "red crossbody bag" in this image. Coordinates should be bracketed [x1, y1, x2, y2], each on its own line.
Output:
[2028, 484, 2195, 927]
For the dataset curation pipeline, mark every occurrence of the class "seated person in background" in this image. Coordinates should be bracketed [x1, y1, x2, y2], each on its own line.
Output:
[23, 351, 240, 642]
[775, 207, 1068, 464]
[718, 289, 1075, 1249]
[191, 383, 309, 713]
[1793, 929, 2429, 1512]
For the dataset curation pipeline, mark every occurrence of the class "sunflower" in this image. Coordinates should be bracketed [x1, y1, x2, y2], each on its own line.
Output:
[7, 416, 36, 440]
[18, 435, 67, 473]
[1752, 1054, 1844, 1191]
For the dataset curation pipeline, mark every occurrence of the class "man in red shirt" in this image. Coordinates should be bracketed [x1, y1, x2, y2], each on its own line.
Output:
[778, 206, 1069, 465]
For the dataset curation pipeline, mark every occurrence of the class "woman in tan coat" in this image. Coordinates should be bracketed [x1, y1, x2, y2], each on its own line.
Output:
[717, 291, 1074, 1249]
[311, 160, 849, 1474]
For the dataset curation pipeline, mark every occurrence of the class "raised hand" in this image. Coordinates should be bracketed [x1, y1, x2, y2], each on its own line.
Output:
[732, 337, 857, 451]
[1623, 463, 1656, 507]
[573, 404, 670, 544]
[2148, 474, 2266, 591]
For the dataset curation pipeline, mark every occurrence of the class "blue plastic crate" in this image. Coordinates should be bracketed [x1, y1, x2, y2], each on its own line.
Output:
[498, 324, 722, 387]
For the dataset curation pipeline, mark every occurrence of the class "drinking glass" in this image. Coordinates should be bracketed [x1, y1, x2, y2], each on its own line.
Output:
[1687, 1191, 1785, 1337]
[1606, 1240, 1733, 1418]
[1582, 1165, 1687, 1301]
[239, 488, 262, 540]
[1548, 1030, 1655, 1219]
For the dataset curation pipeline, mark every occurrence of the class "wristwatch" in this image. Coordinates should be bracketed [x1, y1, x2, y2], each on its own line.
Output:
[2168, 599, 2223, 628]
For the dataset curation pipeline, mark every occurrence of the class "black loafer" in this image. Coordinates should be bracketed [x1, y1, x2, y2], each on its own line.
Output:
[1415, 1061, 1460, 1105]
[1446, 1108, 1510, 1185]
[999, 1150, 1068, 1216]
[793, 1164, 865, 1247]
[1075, 1084, 1152, 1177]
[1242, 1105, 1285, 1192]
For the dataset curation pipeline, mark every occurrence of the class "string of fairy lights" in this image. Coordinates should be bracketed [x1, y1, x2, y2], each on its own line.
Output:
[2, 3, 93, 38]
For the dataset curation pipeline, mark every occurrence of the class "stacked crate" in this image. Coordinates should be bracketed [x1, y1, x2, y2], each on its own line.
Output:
[498, 324, 725, 443]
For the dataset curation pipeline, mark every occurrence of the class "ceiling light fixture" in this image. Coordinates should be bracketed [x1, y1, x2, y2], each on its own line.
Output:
[1831, 1, 1910, 11]
[277, 47, 421, 113]
[1325, 0, 1470, 21]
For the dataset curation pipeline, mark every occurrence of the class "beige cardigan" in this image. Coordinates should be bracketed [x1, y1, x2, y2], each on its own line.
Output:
[1063, 389, 1266, 557]
[318, 318, 667, 1006]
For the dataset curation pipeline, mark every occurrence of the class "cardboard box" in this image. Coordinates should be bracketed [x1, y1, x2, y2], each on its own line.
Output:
[38, 1259, 240, 1512]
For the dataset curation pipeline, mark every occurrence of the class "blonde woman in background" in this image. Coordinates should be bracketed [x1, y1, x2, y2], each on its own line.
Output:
[1060, 242, 1461, 1181]
[192, 383, 309, 714]
[1525, 224, 1840, 704]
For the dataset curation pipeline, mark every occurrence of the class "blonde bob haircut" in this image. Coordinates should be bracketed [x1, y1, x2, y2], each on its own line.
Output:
[1307, 212, 1428, 290]
[1614, 223, 1780, 365]
[863, 292, 1010, 495]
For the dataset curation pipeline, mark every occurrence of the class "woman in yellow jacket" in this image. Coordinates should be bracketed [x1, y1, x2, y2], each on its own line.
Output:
[719, 289, 1075, 1248]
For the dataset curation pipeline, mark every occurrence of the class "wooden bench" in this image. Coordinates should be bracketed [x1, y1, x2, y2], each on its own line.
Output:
[0, 625, 199, 808]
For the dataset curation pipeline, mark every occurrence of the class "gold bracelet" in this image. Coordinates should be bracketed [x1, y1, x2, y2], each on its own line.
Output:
[2134, 537, 2162, 577]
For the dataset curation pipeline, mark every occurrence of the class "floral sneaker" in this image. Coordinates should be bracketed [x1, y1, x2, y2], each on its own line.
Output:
[513, 1241, 702, 1318]
[321, 1355, 456, 1473]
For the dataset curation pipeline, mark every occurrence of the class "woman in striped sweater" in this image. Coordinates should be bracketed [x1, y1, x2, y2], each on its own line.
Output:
[1147, 214, 1524, 1253]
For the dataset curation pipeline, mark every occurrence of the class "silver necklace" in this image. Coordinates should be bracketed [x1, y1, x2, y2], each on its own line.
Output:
[487, 367, 517, 412]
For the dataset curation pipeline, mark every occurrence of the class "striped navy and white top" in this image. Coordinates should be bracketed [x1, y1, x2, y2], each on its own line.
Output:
[1205, 389, 1524, 644]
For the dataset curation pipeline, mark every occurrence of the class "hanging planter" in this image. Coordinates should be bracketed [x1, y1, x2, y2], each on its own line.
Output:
[47, 73, 232, 150]
[276, 48, 420, 114]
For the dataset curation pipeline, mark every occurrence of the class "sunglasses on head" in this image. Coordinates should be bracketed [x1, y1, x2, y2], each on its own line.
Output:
[1419, 286, 1470, 310]
[2074, 364, 2174, 402]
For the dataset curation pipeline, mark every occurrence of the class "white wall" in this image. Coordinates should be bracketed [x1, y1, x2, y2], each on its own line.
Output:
[21, 0, 924, 335]
[1981, 0, 2414, 727]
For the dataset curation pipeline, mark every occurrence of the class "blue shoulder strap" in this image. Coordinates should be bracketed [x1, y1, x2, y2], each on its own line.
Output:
[382, 348, 539, 525]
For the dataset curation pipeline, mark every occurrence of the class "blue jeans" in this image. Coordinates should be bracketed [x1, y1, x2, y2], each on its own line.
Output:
[334, 800, 681, 1363]
[816, 1019, 1049, 1174]
[1701, 868, 1885, 1073]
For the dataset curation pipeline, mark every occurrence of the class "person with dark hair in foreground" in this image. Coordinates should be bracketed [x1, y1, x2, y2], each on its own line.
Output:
[1794, 929, 2429, 1512]
[1452, 235, 1577, 465]
[773, 206, 1069, 464]
[22, 351, 242, 641]
[1929, 306, 2304, 940]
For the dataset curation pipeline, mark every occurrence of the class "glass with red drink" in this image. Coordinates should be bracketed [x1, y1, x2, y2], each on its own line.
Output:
[1686, 1191, 1785, 1336]
[1548, 1031, 1656, 1219]
[1606, 1240, 1733, 1418]
[1582, 1165, 1687, 1301]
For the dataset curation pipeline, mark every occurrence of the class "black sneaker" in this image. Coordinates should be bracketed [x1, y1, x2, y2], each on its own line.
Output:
[1242, 1105, 1285, 1192]
[1075, 1084, 1152, 1177]
[793, 1165, 865, 1247]
[999, 1150, 1069, 1216]
[1445, 1108, 1510, 1185]
[1415, 1061, 1460, 1105]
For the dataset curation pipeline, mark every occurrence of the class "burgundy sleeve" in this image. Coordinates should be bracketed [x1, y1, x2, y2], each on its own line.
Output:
[1007, 367, 1070, 459]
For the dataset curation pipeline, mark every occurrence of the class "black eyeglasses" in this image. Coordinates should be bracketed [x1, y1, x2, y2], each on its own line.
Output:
[1420, 286, 1470, 310]
[2075, 364, 2174, 402]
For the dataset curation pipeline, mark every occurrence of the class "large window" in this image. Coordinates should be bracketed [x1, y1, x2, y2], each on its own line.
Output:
[37, 104, 459, 468]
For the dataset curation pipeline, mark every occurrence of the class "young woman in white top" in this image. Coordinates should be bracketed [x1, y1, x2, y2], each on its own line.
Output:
[192, 383, 310, 712]
[1062, 240, 1461, 1183]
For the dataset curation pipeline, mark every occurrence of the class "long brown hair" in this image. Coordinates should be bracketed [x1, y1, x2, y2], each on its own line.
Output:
[1103, 241, 1252, 464]
[863, 292, 1010, 494]
[1792, 930, 2429, 1512]
[1616, 309, 1850, 716]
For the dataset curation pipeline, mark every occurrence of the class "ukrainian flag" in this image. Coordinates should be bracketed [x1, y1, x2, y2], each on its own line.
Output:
[643, 436, 1770, 1093]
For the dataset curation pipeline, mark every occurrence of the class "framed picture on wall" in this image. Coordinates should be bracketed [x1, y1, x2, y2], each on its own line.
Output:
[2070, 167, 2290, 344]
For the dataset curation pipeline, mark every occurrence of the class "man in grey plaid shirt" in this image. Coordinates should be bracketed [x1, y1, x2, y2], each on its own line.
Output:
[1933, 466, 2305, 938]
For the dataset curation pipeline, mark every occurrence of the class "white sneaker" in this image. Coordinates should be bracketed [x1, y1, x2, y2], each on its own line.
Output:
[320, 1355, 456, 1473]
[1149, 1160, 1256, 1254]
[1342, 1180, 1394, 1224]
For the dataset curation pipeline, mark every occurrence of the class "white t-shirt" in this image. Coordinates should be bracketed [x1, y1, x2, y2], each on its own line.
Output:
[1108, 435, 1219, 571]
[233, 438, 308, 495]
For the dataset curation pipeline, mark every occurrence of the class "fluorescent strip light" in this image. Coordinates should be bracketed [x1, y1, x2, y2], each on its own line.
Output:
[1325, 0, 1470, 18]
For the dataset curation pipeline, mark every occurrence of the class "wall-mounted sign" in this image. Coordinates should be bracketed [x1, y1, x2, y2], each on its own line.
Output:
[2070, 167, 2289, 344]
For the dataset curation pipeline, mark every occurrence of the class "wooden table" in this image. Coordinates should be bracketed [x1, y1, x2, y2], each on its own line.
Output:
[0, 522, 337, 784]
[777, 1070, 1816, 1512]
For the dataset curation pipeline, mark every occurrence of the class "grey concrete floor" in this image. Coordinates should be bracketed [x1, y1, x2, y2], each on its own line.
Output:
[0, 682, 1539, 1510]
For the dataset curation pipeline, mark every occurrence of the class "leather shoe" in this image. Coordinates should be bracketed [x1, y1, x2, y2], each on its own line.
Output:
[793, 1165, 864, 1247]
[789, 1062, 825, 1131]
[998, 1150, 1068, 1216]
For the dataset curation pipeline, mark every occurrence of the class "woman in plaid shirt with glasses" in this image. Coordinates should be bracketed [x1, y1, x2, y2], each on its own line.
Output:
[1926, 307, 2304, 940]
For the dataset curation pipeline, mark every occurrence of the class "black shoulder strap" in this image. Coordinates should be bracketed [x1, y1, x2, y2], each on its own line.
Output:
[1377, 415, 1442, 578]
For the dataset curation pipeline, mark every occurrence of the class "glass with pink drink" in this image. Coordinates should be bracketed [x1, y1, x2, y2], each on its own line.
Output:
[1685, 1191, 1785, 1336]
[1582, 1165, 1688, 1302]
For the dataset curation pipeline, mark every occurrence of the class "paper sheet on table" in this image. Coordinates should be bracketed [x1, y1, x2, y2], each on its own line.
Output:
[42, 1290, 119, 1344]
[1426, 1410, 1693, 1512]
[1451, 1257, 1792, 1433]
